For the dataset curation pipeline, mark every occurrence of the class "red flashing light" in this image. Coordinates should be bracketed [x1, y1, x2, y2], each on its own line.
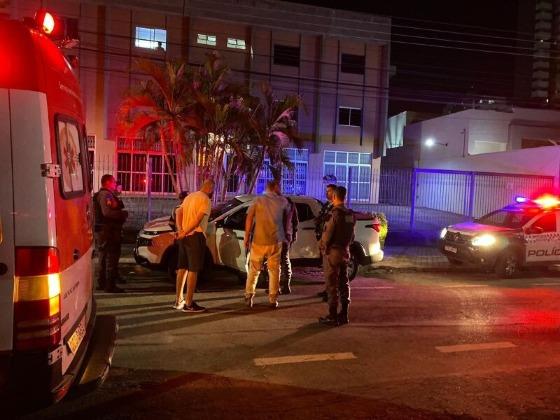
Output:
[534, 194, 560, 209]
[35, 9, 56, 35]
[15, 247, 60, 276]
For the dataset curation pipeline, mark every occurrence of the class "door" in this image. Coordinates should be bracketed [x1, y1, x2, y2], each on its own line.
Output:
[0, 89, 15, 353]
[524, 212, 560, 264]
[218, 207, 248, 271]
[290, 202, 320, 259]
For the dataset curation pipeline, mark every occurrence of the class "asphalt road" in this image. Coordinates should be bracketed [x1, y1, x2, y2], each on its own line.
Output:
[16, 264, 560, 419]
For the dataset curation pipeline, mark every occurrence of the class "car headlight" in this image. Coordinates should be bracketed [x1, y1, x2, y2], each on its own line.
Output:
[440, 227, 448, 239]
[471, 234, 496, 247]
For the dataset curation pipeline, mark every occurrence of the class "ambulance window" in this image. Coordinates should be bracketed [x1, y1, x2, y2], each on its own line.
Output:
[531, 213, 556, 233]
[56, 117, 85, 198]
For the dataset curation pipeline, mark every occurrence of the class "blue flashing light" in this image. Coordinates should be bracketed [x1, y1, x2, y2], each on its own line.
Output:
[515, 195, 529, 203]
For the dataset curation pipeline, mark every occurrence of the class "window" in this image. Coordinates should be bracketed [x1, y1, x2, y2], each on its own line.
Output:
[323, 151, 371, 202]
[256, 148, 308, 195]
[341, 53, 365, 75]
[532, 213, 557, 233]
[225, 208, 247, 230]
[116, 138, 175, 194]
[197, 33, 216, 46]
[295, 203, 314, 222]
[227, 38, 246, 49]
[338, 107, 362, 127]
[135, 26, 166, 50]
[56, 117, 85, 197]
[273, 45, 300, 67]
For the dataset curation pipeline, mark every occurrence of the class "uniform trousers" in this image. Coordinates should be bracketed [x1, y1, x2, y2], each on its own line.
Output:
[324, 247, 351, 312]
[95, 224, 122, 290]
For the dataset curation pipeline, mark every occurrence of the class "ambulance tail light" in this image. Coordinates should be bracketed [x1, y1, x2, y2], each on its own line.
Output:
[14, 247, 61, 351]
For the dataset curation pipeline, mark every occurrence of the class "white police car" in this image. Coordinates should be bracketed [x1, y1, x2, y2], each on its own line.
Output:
[439, 194, 560, 277]
[135, 195, 385, 281]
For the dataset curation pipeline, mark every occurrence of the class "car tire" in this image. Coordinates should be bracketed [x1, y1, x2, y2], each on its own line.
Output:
[495, 249, 519, 278]
[347, 251, 359, 281]
[447, 257, 463, 266]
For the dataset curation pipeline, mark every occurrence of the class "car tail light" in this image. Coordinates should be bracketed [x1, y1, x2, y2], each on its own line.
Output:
[14, 247, 61, 351]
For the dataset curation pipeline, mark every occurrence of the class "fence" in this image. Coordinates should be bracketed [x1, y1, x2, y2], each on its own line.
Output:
[352, 168, 555, 242]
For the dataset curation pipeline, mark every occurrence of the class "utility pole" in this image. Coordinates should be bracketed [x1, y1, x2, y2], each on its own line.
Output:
[461, 128, 468, 157]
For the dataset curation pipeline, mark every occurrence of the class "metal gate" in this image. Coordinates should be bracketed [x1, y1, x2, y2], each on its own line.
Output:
[355, 168, 555, 240]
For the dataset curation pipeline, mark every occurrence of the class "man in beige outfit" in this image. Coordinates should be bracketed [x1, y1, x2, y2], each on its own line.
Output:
[244, 180, 288, 308]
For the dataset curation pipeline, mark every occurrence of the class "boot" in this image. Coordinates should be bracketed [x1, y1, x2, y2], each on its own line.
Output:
[319, 307, 339, 326]
[244, 294, 254, 309]
[338, 304, 349, 325]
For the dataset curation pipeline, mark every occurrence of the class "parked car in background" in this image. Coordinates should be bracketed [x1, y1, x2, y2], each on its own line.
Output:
[135, 195, 385, 281]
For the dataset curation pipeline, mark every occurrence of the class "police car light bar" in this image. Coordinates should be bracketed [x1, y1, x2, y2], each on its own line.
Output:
[534, 194, 560, 208]
[515, 195, 529, 203]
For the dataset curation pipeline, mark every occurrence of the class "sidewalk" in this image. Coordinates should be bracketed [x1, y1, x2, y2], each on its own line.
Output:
[371, 246, 451, 272]
[119, 244, 452, 272]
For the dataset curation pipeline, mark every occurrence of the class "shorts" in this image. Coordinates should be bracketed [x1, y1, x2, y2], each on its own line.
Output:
[177, 232, 206, 272]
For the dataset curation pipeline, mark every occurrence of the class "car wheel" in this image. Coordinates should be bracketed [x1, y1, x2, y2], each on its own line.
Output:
[166, 247, 178, 283]
[347, 251, 359, 281]
[495, 249, 518, 278]
[447, 257, 463, 266]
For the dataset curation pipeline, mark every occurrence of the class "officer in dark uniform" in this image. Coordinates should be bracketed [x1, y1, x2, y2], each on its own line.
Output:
[315, 184, 336, 301]
[318, 186, 356, 326]
[94, 174, 128, 293]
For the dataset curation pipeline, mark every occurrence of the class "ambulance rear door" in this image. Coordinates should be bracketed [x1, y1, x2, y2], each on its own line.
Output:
[0, 88, 15, 359]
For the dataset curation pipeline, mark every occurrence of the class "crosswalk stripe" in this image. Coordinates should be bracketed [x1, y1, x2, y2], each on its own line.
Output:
[441, 284, 488, 288]
[436, 341, 516, 353]
[254, 352, 356, 366]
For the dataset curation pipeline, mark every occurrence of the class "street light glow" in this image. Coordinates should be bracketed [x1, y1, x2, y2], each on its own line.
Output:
[425, 138, 435, 147]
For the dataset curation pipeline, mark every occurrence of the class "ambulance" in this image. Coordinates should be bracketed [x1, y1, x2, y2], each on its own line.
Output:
[439, 194, 560, 278]
[0, 12, 116, 405]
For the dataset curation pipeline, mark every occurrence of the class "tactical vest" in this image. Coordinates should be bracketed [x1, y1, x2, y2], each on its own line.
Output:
[329, 206, 356, 250]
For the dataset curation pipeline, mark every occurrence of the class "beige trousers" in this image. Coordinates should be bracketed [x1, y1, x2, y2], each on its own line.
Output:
[245, 242, 282, 303]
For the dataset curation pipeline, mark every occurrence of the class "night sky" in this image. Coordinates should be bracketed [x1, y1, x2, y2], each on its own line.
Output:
[284, 0, 524, 115]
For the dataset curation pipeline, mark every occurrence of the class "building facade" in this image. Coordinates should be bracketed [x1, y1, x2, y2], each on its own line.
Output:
[5, 0, 391, 203]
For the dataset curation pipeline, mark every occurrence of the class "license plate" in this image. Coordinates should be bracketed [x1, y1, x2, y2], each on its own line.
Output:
[66, 316, 86, 354]
[444, 245, 458, 254]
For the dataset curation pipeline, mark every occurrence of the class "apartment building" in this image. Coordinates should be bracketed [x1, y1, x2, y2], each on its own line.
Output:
[5, 0, 391, 203]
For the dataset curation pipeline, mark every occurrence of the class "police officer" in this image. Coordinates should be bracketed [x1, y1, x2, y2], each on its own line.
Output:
[318, 186, 355, 326]
[94, 174, 128, 293]
[315, 184, 336, 301]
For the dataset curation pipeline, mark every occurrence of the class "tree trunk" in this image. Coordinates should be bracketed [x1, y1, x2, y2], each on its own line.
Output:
[161, 137, 180, 196]
[221, 153, 235, 202]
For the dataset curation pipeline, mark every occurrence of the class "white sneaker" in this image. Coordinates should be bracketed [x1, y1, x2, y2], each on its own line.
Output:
[172, 299, 185, 310]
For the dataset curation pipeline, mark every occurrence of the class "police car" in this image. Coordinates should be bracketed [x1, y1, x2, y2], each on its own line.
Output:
[439, 194, 560, 277]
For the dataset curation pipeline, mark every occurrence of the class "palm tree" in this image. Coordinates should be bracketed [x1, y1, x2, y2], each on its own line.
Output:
[117, 59, 201, 195]
[245, 82, 304, 193]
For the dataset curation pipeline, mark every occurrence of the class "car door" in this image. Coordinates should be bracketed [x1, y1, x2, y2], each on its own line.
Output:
[524, 212, 560, 264]
[0, 89, 15, 356]
[218, 207, 248, 271]
[290, 202, 320, 259]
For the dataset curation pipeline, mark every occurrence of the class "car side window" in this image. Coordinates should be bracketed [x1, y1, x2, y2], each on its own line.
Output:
[225, 208, 247, 230]
[295, 203, 314, 222]
[531, 213, 556, 233]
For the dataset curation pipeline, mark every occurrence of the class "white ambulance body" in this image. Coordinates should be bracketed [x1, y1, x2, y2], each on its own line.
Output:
[0, 14, 115, 405]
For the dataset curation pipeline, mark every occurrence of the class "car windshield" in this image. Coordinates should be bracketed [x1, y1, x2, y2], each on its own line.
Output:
[210, 198, 243, 221]
[476, 209, 535, 229]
